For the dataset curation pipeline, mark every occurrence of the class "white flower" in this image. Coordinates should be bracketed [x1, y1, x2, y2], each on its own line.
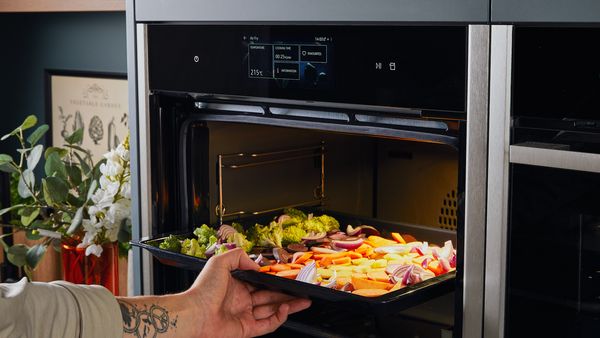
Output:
[85, 244, 104, 257]
[116, 144, 130, 161]
[100, 160, 124, 177]
[120, 181, 131, 199]
[106, 199, 130, 224]
[103, 149, 120, 163]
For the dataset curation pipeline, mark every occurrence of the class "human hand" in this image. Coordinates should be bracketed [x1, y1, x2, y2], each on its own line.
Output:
[186, 248, 311, 338]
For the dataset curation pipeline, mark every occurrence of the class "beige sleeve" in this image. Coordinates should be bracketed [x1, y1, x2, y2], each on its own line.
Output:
[0, 277, 123, 338]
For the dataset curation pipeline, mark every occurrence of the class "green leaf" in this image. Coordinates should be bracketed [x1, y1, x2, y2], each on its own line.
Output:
[27, 144, 44, 170]
[43, 176, 69, 204]
[44, 146, 68, 160]
[0, 162, 18, 173]
[27, 124, 49, 145]
[0, 237, 9, 252]
[74, 152, 91, 176]
[20, 207, 40, 227]
[92, 159, 106, 180]
[17, 169, 35, 198]
[20, 115, 38, 131]
[65, 164, 82, 187]
[26, 244, 47, 269]
[67, 193, 84, 208]
[65, 128, 83, 145]
[7, 244, 29, 267]
[25, 229, 42, 241]
[67, 207, 84, 235]
[0, 203, 25, 216]
[0, 153, 13, 166]
[64, 144, 91, 154]
[44, 152, 67, 179]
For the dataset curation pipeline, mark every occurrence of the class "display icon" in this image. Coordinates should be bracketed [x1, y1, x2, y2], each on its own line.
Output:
[389, 62, 396, 71]
[375, 62, 382, 70]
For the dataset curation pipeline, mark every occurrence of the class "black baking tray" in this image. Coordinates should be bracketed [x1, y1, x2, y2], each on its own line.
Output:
[131, 210, 456, 314]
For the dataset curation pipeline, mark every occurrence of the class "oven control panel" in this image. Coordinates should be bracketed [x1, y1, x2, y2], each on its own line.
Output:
[148, 25, 467, 113]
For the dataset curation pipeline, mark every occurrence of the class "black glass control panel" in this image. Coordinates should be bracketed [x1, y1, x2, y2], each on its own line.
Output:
[147, 25, 467, 113]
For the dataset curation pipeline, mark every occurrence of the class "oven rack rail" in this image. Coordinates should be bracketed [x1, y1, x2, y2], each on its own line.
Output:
[216, 142, 326, 224]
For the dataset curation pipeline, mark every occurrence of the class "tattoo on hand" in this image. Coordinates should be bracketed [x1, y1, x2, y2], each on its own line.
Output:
[117, 300, 178, 338]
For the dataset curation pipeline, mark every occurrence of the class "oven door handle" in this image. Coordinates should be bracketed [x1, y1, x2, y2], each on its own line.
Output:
[510, 145, 600, 173]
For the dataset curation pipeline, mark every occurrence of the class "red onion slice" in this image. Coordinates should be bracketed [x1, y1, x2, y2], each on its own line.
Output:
[291, 251, 304, 264]
[295, 261, 317, 284]
[331, 238, 364, 250]
[311, 246, 338, 254]
[254, 254, 263, 264]
[217, 224, 237, 241]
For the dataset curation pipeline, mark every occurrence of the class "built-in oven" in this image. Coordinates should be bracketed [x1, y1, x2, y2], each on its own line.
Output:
[129, 19, 489, 337]
[486, 26, 600, 338]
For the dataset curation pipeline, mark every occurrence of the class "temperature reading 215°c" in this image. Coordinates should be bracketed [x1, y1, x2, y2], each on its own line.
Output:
[250, 68, 266, 77]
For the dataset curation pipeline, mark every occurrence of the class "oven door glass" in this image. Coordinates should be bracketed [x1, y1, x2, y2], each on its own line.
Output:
[506, 164, 600, 337]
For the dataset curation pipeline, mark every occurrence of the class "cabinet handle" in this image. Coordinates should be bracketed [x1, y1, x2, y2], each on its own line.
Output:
[509, 145, 600, 173]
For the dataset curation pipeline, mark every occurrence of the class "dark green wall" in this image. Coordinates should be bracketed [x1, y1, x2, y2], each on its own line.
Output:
[0, 12, 126, 155]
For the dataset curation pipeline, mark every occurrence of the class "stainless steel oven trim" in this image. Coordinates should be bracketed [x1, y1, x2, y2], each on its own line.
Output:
[135, 23, 154, 295]
[484, 24, 513, 338]
[463, 24, 489, 338]
[510, 145, 600, 173]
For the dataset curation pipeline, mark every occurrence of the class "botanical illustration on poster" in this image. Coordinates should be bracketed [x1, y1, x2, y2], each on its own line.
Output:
[48, 72, 128, 162]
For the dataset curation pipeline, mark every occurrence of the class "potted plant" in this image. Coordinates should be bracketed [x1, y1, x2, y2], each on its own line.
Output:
[0, 115, 131, 295]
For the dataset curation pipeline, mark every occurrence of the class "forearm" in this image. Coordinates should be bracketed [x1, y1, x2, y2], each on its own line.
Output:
[116, 292, 202, 338]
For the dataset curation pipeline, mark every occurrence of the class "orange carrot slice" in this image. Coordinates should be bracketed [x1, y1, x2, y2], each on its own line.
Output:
[293, 252, 313, 264]
[345, 251, 363, 259]
[367, 270, 390, 282]
[275, 269, 300, 279]
[258, 266, 271, 273]
[332, 257, 351, 265]
[351, 275, 392, 290]
[352, 289, 389, 297]
[391, 232, 406, 244]
[287, 263, 304, 269]
[270, 264, 291, 272]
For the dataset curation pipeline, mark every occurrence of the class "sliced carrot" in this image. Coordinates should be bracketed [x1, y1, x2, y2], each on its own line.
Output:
[332, 256, 351, 265]
[258, 266, 271, 273]
[389, 282, 405, 292]
[313, 252, 347, 261]
[270, 264, 291, 272]
[352, 288, 389, 297]
[293, 252, 313, 264]
[266, 272, 277, 275]
[351, 275, 392, 290]
[352, 273, 368, 279]
[355, 243, 372, 254]
[345, 251, 363, 259]
[320, 256, 334, 267]
[304, 259, 315, 265]
[363, 240, 377, 248]
[276, 269, 300, 279]
[391, 232, 406, 244]
[367, 236, 398, 248]
[401, 234, 418, 243]
[367, 270, 390, 282]
[428, 261, 444, 276]
[287, 263, 304, 269]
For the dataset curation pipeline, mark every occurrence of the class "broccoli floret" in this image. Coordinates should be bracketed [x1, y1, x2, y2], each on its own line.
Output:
[193, 224, 217, 245]
[159, 235, 182, 252]
[301, 218, 327, 233]
[180, 238, 207, 258]
[228, 232, 254, 253]
[249, 222, 283, 248]
[314, 215, 340, 232]
[284, 208, 307, 221]
[282, 225, 307, 246]
[231, 222, 245, 234]
[208, 235, 218, 248]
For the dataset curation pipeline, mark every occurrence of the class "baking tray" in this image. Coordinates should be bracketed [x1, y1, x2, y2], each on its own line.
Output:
[131, 210, 457, 314]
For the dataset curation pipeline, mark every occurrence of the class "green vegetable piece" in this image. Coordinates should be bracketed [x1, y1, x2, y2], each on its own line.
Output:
[159, 235, 182, 252]
[228, 232, 254, 253]
[193, 224, 217, 245]
[281, 225, 308, 247]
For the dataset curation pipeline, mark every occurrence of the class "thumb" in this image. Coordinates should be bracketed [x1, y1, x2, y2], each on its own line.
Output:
[211, 248, 260, 272]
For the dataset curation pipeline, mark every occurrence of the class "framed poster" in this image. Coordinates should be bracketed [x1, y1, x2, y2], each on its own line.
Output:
[45, 70, 128, 162]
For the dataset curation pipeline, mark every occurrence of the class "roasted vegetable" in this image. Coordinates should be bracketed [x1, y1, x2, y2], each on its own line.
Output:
[193, 224, 218, 244]
[227, 232, 254, 253]
[249, 222, 283, 248]
[158, 235, 182, 252]
[180, 238, 206, 258]
[282, 225, 308, 246]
